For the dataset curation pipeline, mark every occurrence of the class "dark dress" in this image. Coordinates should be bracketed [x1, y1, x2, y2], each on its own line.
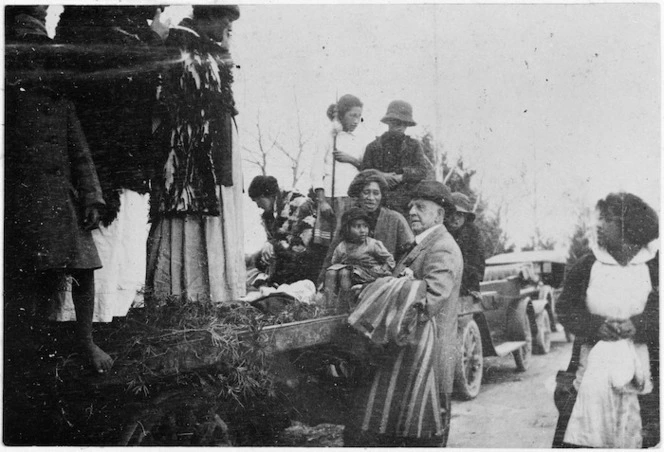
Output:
[552, 252, 659, 448]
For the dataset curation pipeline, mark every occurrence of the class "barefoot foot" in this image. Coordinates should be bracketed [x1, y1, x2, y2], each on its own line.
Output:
[84, 342, 113, 374]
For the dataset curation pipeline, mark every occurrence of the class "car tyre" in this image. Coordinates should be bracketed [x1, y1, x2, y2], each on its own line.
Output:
[454, 319, 484, 400]
[513, 314, 532, 372]
[533, 310, 552, 355]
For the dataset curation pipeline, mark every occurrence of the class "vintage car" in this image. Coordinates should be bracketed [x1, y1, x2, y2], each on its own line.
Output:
[486, 250, 567, 337]
[453, 250, 567, 400]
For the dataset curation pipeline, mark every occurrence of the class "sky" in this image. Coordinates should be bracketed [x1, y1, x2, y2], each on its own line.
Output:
[45, 3, 662, 253]
[228, 2, 661, 252]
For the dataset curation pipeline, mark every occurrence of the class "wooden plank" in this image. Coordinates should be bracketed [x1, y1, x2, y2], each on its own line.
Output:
[255, 315, 348, 353]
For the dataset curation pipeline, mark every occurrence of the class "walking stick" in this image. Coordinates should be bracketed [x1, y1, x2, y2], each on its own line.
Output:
[330, 133, 337, 241]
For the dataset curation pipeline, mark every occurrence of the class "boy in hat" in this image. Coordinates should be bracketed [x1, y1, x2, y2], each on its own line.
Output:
[344, 180, 462, 447]
[446, 192, 486, 295]
[361, 100, 434, 216]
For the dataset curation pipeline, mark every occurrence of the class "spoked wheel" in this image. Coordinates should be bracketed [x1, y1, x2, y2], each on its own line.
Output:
[533, 310, 552, 355]
[454, 319, 484, 400]
[513, 314, 532, 372]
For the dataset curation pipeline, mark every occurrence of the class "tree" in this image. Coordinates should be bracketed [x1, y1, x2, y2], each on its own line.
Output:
[566, 208, 592, 266]
[521, 236, 557, 252]
[271, 92, 311, 189]
[241, 109, 278, 176]
[424, 133, 513, 259]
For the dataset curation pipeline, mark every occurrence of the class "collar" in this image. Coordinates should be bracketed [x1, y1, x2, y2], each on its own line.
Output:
[591, 238, 659, 266]
[415, 224, 442, 244]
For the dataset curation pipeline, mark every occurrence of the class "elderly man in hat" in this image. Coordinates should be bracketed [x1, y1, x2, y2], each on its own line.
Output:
[361, 100, 434, 217]
[344, 180, 462, 447]
[446, 192, 486, 295]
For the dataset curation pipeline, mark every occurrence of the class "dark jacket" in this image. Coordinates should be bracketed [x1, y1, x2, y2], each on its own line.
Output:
[5, 85, 105, 272]
[557, 252, 659, 348]
[55, 6, 164, 224]
[450, 221, 485, 294]
[361, 132, 433, 215]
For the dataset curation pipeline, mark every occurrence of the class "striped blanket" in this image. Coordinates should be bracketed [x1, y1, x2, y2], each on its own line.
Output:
[348, 276, 424, 346]
[347, 276, 443, 439]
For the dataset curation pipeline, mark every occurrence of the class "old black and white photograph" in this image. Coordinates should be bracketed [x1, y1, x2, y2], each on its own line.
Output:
[3, 2, 660, 447]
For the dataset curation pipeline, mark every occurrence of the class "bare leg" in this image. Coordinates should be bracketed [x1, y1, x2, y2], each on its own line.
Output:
[339, 267, 353, 290]
[325, 269, 339, 294]
[70, 269, 113, 374]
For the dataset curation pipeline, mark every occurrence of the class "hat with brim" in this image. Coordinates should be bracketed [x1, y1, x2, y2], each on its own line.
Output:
[380, 100, 417, 127]
[410, 181, 455, 212]
[450, 192, 476, 222]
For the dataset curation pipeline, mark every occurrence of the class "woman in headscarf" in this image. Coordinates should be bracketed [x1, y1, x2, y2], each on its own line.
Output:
[553, 192, 659, 448]
[317, 169, 414, 286]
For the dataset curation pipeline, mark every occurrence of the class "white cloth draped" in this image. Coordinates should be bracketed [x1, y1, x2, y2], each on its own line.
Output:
[52, 189, 150, 322]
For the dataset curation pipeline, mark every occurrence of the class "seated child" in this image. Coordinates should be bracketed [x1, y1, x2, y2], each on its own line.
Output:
[325, 207, 396, 293]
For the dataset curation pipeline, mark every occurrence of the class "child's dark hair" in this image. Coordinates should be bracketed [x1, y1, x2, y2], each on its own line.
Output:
[340, 207, 370, 241]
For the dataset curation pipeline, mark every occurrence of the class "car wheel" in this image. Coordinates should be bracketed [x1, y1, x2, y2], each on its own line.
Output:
[533, 310, 552, 355]
[513, 314, 532, 372]
[454, 319, 483, 400]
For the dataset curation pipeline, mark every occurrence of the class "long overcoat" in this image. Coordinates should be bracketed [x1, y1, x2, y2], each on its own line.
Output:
[347, 224, 462, 439]
[394, 225, 463, 395]
[5, 86, 105, 272]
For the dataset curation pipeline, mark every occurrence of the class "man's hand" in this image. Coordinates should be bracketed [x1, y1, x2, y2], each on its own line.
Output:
[384, 172, 402, 189]
[318, 200, 334, 217]
[260, 242, 275, 265]
[82, 206, 101, 231]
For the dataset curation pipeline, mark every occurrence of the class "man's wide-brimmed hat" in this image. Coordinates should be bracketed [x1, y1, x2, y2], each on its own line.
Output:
[347, 169, 388, 198]
[410, 181, 455, 212]
[450, 192, 476, 222]
[380, 100, 416, 127]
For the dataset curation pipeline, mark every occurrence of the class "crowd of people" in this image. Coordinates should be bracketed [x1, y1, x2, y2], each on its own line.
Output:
[5, 5, 244, 375]
[4, 5, 660, 449]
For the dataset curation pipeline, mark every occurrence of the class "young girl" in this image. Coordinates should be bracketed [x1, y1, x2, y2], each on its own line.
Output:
[325, 207, 396, 293]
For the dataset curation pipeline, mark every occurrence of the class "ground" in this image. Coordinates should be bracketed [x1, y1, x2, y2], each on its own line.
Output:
[278, 327, 573, 448]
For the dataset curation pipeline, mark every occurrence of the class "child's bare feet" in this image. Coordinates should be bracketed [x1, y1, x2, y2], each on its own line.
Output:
[84, 342, 113, 374]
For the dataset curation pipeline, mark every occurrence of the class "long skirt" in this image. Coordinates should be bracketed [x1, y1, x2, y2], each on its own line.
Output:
[51, 189, 150, 322]
[145, 183, 246, 303]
